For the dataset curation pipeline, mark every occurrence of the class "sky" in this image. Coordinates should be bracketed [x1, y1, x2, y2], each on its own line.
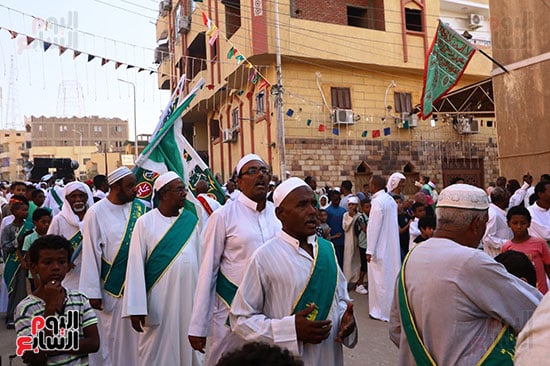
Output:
[0, 0, 171, 139]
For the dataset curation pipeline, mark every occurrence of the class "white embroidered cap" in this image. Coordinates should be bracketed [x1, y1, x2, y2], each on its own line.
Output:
[436, 183, 489, 210]
[236, 154, 265, 175]
[273, 177, 309, 207]
[153, 171, 181, 192]
[107, 166, 133, 186]
[348, 196, 360, 205]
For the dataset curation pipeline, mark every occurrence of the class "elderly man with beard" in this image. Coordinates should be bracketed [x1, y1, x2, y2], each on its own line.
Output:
[390, 184, 541, 365]
[230, 178, 357, 366]
[188, 154, 282, 365]
[123, 172, 204, 365]
[79, 167, 147, 366]
[47, 181, 95, 291]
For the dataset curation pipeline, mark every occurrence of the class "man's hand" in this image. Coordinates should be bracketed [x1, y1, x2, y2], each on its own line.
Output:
[89, 298, 103, 311]
[295, 304, 332, 344]
[366, 254, 373, 263]
[188, 336, 207, 353]
[43, 280, 65, 314]
[336, 302, 355, 343]
[130, 315, 145, 333]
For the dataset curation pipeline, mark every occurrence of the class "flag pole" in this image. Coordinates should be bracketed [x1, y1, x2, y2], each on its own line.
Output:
[476, 48, 509, 74]
[441, 19, 510, 74]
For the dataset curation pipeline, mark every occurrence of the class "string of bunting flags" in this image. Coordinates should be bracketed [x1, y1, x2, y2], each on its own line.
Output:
[195, 1, 271, 91]
[0, 25, 158, 74]
[285, 91, 400, 139]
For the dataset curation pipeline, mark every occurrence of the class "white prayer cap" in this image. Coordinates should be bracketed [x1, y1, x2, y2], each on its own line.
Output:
[273, 177, 309, 207]
[436, 184, 489, 210]
[236, 154, 264, 175]
[41, 174, 53, 182]
[107, 167, 133, 186]
[153, 171, 181, 192]
[348, 196, 360, 205]
[386, 172, 406, 192]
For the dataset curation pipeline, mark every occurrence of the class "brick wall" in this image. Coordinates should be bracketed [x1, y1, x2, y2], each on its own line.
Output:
[285, 137, 499, 192]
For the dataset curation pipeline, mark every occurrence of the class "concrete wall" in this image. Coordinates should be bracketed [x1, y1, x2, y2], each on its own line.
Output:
[489, 0, 550, 180]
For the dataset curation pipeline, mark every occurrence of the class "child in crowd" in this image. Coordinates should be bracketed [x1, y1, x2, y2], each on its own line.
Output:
[354, 198, 371, 295]
[494, 250, 537, 288]
[316, 209, 331, 240]
[501, 205, 550, 294]
[22, 208, 52, 290]
[15, 235, 99, 365]
[408, 202, 427, 250]
[1, 195, 29, 329]
[395, 196, 411, 261]
[342, 196, 361, 285]
[413, 215, 437, 244]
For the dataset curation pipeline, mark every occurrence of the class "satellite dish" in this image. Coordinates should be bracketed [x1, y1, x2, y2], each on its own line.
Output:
[70, 160, 79, 170]
[23, 161, 34, 173]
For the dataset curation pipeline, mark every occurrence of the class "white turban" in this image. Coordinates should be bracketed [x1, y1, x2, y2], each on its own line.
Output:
[108, 167, 133, 186]
[236, 154, 265, 175]
[437, 184, 489, 210]
[386, 172, 406, 193]
[273, 177, 309, 207]
[60, 181, 94, 230]
[154, 171, 181, 192]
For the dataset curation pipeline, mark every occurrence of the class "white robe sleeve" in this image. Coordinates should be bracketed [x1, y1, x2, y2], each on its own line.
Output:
[78, 209, 104, 299]
[366, 197, 384, 259]
[122, 216, 148, 318]
[188, 210, 227, 337]
[482, 213, 508, 254]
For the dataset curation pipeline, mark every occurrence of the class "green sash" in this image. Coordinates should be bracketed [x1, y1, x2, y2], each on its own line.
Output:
[291, 237, 338, 321]
[216, 271, 238, 309]
[145, 200, 198, 292]
[16, 219, 35, 243]
[100, 199, 147, 297]
[2, 251, 21, 294]
[69, 230, 83, 263]
[216, 271, 239, 327]
[398, 251, 516, 366]
[51, 189, 63, 210]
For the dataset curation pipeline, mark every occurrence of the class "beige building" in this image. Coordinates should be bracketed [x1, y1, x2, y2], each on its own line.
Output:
[0, 129, 31, 182]
[156, 0, 497, 190]
[27, 116, 130, 179]
[488, 0, 549, 180]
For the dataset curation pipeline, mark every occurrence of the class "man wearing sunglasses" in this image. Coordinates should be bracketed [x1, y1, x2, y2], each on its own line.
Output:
[189, 154, 282, 366]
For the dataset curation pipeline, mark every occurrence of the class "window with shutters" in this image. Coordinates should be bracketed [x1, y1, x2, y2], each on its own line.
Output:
[394, 92, 413, 114]
[330, 87, 352, 109]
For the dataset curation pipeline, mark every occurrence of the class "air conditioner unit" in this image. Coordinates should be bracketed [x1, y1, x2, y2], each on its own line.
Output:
[409, 113, 418, 127]
[178, 16, 191, 34]
[222, 129, 238, 143]
[159, 0, 172, 16]
[469, 14, 484, 29]
[332, 109, 354, 124]
[458, 118, 480, 134]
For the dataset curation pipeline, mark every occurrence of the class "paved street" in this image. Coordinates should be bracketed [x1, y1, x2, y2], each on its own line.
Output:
[0, 289, 398, 365]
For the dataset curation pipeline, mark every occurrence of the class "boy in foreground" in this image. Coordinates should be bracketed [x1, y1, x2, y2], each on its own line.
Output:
[15, 235, 99, 365]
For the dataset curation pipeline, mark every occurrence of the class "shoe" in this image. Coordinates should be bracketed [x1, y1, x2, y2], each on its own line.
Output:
[355, 284, 368, 295]
[6, 321, 15, 329]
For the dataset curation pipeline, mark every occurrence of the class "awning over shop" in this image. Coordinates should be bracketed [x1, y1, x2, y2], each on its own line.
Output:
[433, 78, 494, 118]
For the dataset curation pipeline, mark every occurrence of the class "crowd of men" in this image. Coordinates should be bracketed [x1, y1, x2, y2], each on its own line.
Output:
[1, 159, 550, 365]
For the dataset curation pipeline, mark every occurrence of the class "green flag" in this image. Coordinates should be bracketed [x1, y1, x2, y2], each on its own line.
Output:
[134, 76, 225, 206]
[420, 20, 476, 119]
